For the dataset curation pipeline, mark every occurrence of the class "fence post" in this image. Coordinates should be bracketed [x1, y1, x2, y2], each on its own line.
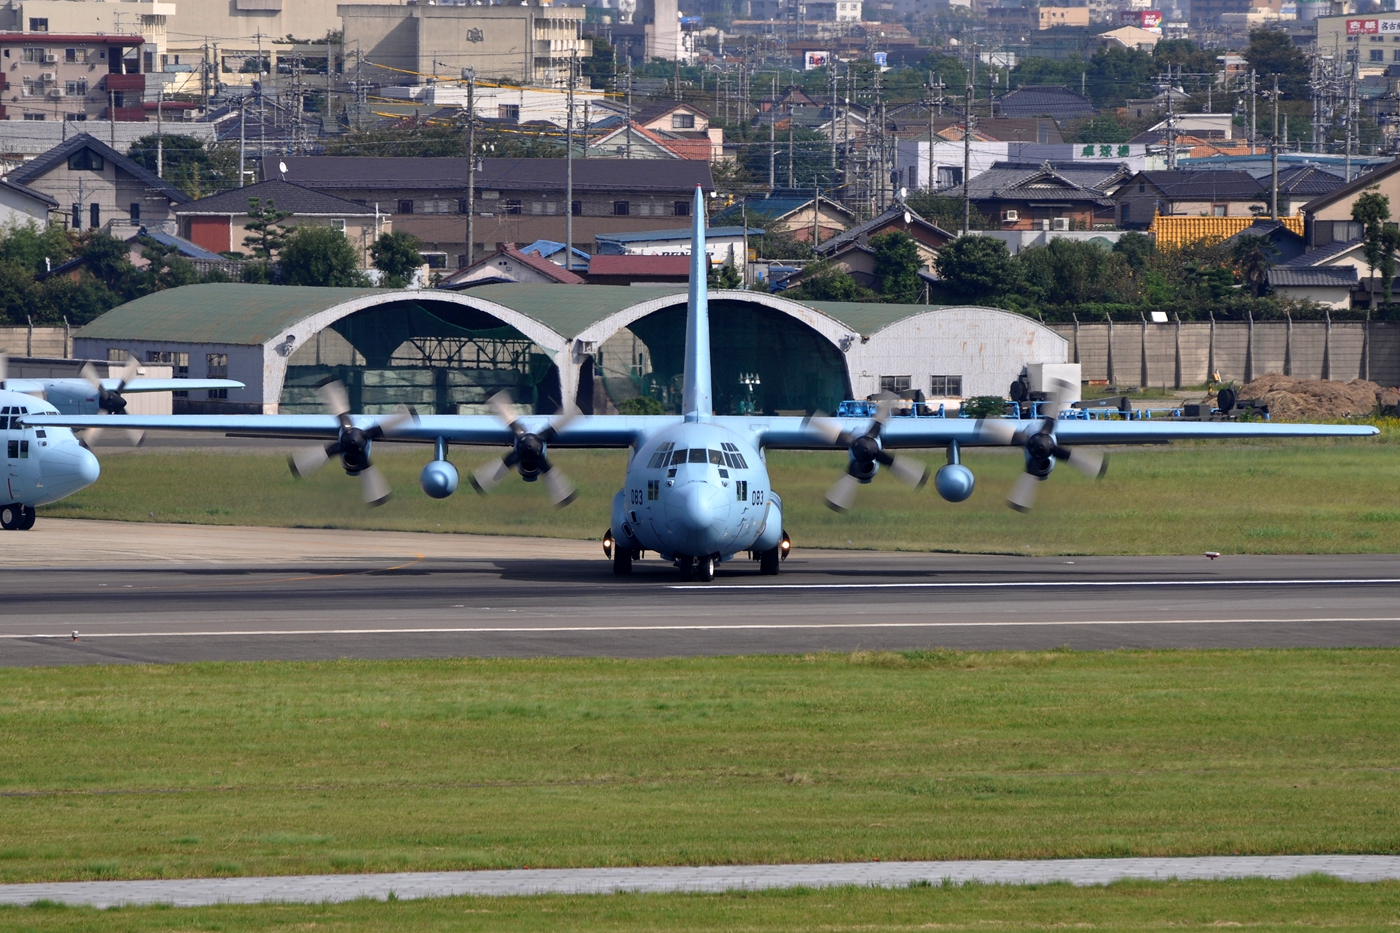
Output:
[1364, 309, 1372, 382]
[1174, 313, 1182, 389]
[1139, 310, 1149, 389]
[1105, 314, 1115, 386]
[1207, 310, 1215, 382]
[1283, 312, 1292, 377]
[1244, 311, 1254, 384]
[25, 315, 31, 357]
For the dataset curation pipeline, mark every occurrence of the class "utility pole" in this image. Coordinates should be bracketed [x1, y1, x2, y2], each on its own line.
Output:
[238, 97, 246, 187]
[788, 119, 794, 187]
[625, 63, 633, 159]
[108, 90, 116, 147]
[1249, 69, 1256, 155]
[1270, 74, 1280, 220]
[963, 84, 973, 235]
[828, 64, 837, 178]
[768, 76, 776, 190]
[566, 49, 576, 271]
[465, 70, 476, 268]
[156, 82, 163, 178]
[257, 32, 266, 167]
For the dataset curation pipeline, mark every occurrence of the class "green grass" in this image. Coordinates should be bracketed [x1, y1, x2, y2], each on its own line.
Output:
[41, 433, 1400, 554]
[2, 877, 1399, 932]
[2, 651, 1399, 884]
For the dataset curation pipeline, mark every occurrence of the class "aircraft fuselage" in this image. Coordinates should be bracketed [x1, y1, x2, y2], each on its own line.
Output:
[0, 389, 100, 529]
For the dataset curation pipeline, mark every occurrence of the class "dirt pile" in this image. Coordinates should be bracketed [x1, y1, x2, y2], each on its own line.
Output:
[1237, 374, 1400, 420]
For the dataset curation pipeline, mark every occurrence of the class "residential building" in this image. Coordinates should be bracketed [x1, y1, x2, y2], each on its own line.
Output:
[595, 226, 761, 266]
[8, 133, 188, 232]
[710, 188, 856, 244]
[1113, 170, 1265, 228]
[988, 5, 1090, 29]
[1266, 266, 1358, 309]
[1095, 24, 1161, 51]
[584, 103, 723, 161]
[957, 163, 1115, 230]
[0, 174, 53, 226]
[0, 32, 147, 123]
[991, 85, 1095, 121]
[0, 1, 172, 69]
[1300, 157, 1400, 250]
[172, 178, 385, 267]
[1221, 217, 1307, 264]
[438, 244, 585, 290]
[585, 254, 691, 285]
[339, 3, 588, 90]
[281, 156, 715, 268]
[813, 203, 955, 271]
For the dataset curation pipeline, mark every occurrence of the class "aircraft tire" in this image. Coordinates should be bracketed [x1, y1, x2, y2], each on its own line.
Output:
[0, 504, 19, 530]
[759, 546, 780, 575]
[613, 547, 632, 575]
[678, 555, 694, 582]
[17, 507, 34, 531]
[697, 555, 716, 582]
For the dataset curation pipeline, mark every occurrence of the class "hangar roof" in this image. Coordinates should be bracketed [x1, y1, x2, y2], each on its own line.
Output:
[75, 283, 1002, 347]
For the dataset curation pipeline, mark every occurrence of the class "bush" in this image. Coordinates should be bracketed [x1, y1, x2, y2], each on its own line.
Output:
[617, 396, 666, 415]
[961, 395, 1009, 419]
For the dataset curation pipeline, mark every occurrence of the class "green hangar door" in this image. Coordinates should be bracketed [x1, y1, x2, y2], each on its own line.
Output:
[621, 299, 850, 416]
[280, 300, 561, 415]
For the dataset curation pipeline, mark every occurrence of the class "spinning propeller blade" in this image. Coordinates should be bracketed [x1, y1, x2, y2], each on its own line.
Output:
[804, 403, 930, 513]
[1006, 471, 1043, 513]
[286, 381, 412, 507]
[470, 391, 579, 508]
[1003, 376, 1107, 512]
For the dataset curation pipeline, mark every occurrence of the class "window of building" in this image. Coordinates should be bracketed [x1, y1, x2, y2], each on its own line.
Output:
[208, 388, 228, 400]
[20, 78, 36, 97]
[65, 113, 86, 122]
[330, 219, 346, 232]
[422, 252, 448, 269]
[498, 104, 520, 121]
[108, 349, 127, 362]
[613, 200, 630, 216]
[68, 150, 104, 171]
[206, 353, 228, 378]
[930, 375, 963, 397]
[396, 199, 413, 214]
[129, 202, 139, 220]
[671, 112, 695, 129]
[64, 48, 87, 64]
[22, 112, 44, 121]
[879, 375, 912, 393]
[65, 80, 87, 96]
[1371, 49, 1385, 62]
[1120, 203, 1130, 223]
[457, 198, 469, 214]
[28, 18, 47, 31]
[504, 199, 522, 214]
[21, 47, 41, 63]
[674, 199, 690, 216]
[571, 200, 581, 216]
[89, 203, 100, 229]
[1211, 204, 1226, 217]
[1392, 49, 1400, 61]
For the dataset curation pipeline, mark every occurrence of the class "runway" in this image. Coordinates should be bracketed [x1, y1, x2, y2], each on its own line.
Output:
[3, 520, 1400, 666]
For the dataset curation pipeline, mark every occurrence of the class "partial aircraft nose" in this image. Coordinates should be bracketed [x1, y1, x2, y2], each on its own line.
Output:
[666, 481, 730, 553]
[38, 444, 100, 500]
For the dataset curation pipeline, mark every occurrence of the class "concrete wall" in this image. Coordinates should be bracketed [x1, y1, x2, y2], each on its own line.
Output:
[0, 325, 68, 357]
[1052, 319, 1400, 387]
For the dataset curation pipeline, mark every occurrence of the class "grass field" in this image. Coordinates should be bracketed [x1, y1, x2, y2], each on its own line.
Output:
[41, 430, 1400, 554]
[2, 651, 1398, 885]
[2, 877, 1398, 932]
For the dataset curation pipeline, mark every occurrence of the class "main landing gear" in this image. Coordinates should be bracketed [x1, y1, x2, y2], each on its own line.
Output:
[753, 530, 792, 576]
[0, 504, 35, 531]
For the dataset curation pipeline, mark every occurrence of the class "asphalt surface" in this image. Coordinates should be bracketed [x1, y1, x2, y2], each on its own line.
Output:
[2, 521, 1399, 665]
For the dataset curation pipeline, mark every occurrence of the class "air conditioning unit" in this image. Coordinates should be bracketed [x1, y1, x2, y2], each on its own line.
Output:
[1052, 217, 1071, 231]
[42, 52, 56, 64]
[1001, 209, 1018, 223]
[1039, 219, 1050, 231]
[40, 72, 54, 83]
[46, 87, 62, 98]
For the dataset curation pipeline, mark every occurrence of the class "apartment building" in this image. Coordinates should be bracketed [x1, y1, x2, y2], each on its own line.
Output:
[0, 0, 172, 68]
[0, 32, 146, 122]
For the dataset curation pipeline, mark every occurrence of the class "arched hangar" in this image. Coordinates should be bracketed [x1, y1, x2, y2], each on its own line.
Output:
[73, 284, 1067, 415]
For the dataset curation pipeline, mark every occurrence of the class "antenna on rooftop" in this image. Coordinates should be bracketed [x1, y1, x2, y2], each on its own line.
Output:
[278, 160, 288, 181]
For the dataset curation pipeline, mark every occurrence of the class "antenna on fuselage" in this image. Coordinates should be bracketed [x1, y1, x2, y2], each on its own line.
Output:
[681, 185, 712, 422]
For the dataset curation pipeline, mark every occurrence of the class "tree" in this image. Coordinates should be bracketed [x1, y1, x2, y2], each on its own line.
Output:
[279, 226, 370, 287]
[138, 237, 200, 292]
[1353, 189, 1393, 301]
[616, 395, 666, 415]
[869, 231, 922, 303]
[1229, 233, 1278, 298]
[708, 262, 742, 289]
[1242, 27, 1310, 100]
[1018, 238, 1130, 306]
[243, 198, 293, 259]
[784, 261, 876, 302]
[904, 193, 990, 231]
[127, 135, 238, 199]
[934, 235, 1016, 303]
[1112, 231, 1154, 274]
[370, 231, 424, 288]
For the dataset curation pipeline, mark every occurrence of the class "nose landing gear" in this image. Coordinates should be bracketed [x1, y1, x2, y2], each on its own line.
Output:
[0, 504, 34, 530]
[675, 554, 717, 582]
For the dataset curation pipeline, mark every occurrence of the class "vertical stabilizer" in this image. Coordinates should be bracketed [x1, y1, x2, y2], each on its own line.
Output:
[681, 185, 712, 421]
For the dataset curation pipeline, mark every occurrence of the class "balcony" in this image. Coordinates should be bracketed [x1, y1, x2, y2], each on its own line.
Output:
[103, 73, 145, 92]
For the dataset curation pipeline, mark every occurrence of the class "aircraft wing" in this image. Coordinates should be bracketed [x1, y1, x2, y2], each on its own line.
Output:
[743, 416, 1379, 449]
[23, 413, 674, 448]
[107, 379, 246, 393]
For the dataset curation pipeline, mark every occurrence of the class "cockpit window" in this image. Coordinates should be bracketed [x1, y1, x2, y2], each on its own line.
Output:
[671, 449, 688, 466]
[688, 448, 707, 464]
[708, 449, 723, 465]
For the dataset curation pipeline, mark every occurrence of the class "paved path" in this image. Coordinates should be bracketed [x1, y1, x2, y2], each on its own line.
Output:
[3, 857, 1399, 908]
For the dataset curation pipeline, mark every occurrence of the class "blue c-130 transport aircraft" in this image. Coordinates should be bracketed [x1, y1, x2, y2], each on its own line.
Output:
[29, 188, 1380, 579]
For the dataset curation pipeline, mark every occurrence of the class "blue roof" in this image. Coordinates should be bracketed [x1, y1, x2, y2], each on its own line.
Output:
[520, 239, 590, 260]
[595, 226, 761, 243]
[141, 229, 226, 261]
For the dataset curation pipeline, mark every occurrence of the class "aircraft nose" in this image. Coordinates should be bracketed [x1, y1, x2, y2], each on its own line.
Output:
[40, 444, 101, 494]
[672, 482, 727, 532]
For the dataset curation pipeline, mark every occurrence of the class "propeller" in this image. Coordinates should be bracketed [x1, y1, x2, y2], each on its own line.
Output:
[1003, 377, 1107, 513]
[287, 379, 415, 507]
[468, 391, 579, 508]
[76, 355, 144, 447]
[803, 400, 930, 513]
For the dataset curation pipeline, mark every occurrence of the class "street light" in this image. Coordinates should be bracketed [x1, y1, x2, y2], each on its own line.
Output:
[738, 372, 761, 414]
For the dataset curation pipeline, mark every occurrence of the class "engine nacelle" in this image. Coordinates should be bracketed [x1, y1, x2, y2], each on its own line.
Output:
[934, 463, 975, 502]
[420, 459, 459, 499]
[610, 488, 641, 547]
[752, 491, 785, 552]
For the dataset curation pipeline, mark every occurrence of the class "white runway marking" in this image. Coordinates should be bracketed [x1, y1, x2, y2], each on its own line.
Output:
[6, 617, 1399, 638]
[680, 577, 1400, 591]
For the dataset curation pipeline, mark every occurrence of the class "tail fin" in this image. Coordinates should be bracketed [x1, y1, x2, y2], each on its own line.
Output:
[681, 185, 712, 422]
